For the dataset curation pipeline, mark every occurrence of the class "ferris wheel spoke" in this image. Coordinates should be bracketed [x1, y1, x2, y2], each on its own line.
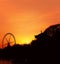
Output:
[9, 35, 11, 42]
[10, 41, 14, 44]
[6, 38, 9, 42]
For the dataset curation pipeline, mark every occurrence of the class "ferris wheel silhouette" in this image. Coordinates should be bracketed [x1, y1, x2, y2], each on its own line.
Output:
[2, 33, 16, 48]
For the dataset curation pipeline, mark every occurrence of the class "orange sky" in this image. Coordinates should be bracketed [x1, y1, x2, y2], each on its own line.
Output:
[0, 0, 60, 48]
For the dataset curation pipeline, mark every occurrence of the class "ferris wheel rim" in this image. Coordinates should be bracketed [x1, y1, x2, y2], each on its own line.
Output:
[2, 33, 16, 48]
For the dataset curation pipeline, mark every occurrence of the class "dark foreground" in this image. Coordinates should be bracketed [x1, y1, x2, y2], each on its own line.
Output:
[0, 44, 60, 64]
[0, 24, 60, 64]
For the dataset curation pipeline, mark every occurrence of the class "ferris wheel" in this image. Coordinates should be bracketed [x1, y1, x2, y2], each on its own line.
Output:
[2, 33, 16, 48]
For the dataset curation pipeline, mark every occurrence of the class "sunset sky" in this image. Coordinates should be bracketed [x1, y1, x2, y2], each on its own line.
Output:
[0, 0, 60, 47]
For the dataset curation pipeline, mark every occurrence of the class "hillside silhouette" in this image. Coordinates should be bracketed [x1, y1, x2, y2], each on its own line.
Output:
[0, 24, 60, 64]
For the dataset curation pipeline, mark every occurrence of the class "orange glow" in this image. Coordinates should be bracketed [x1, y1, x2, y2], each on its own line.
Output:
[17, 37, 34, 45]
[0, 0, 60, 48]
